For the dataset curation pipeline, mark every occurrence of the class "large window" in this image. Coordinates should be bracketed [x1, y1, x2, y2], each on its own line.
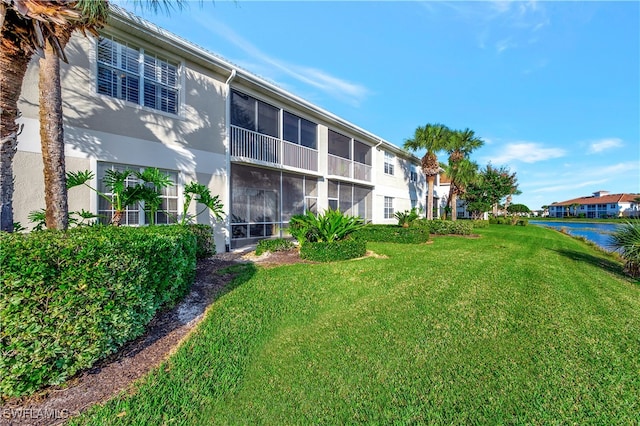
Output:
[283, 111, 317, 149]
[384, 151, 395, 175]
[384, 196, 394, 219]
[328, 130, 351, 159]
[97, 162, 178, 225]
[97, 36, 179, 114]
[231, 90, 279, 138]
[327, 180, 372, 221]
[230, 164, 317, 246]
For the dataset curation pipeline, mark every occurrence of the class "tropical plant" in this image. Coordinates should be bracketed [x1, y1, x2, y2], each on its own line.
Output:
[507, 204, 531, 215]
[67, 169, 146, 226]
[136, 168, 174, 225]
[404, 124, 450, 220]
[442, 157, 478, 220]
[394, 208, 420, 227]
[289, 209, 364, 244]
[443, 128, 484, 221]
[181, 182, 224, 225]
[608, 220, 640, 278]
[28, 208, 101, 231]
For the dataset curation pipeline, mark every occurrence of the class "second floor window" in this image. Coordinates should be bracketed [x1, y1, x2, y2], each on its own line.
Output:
[410, 170, 418, 182]
[231, 90, 279, 138]
[283, 111, 317, 149]
[384, 151, 395, 175]
[97, 36, 179, 115]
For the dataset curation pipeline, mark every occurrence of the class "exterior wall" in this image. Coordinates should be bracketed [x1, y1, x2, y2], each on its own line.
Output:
[15, 30, 229, 250]
[12, 11, 427, 251]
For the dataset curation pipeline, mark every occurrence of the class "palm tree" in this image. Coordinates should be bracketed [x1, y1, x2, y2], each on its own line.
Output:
[443, 158, 478, 220]
[39, 2, 108, 231]
[0, 1, 95, 232]
[444, 128, 484, 221]
[1, 0, 182, 232]
[404, 124, 450, 220]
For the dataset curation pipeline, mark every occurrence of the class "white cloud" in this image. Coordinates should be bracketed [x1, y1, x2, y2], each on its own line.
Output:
[488, 142, 566, 164]
[196, 16, 370, 106]
[587, 138, 624, 154]
[530, 179, 608, 194]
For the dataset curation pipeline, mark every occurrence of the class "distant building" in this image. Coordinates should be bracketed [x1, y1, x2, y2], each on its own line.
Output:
[548, 191, 640, 218]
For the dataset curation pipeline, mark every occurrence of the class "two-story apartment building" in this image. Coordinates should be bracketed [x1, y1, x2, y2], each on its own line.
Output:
[548, 191, 640, 219]
[13, 7, 429, 250]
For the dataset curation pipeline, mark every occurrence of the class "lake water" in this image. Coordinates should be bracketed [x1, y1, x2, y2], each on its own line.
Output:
[529, 220, 620, 251]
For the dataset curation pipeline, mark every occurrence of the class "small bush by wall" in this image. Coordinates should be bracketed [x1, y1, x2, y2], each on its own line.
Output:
[255, 238, 295, 256]
[415, 219, 474, 235]
[187, 224, 216, 258]
[354, 225, 430, 244]
[299, 238, 366, 262]
[0, 225, 197, 397]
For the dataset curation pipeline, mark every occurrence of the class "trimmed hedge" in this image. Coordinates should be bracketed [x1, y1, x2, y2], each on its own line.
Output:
[255, 238, 295, 256]
[489, 217, 529, 226]
[0, 225, 197, 397]
[187, 224, 216, 258]
[299, 238, 366, 262]
[470, 220, 490, 229]
[354, 225, 430, 244]
[415, 219, 474, 235]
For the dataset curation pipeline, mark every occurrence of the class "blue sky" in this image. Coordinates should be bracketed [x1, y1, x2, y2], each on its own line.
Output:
[116, 0, 639, 210]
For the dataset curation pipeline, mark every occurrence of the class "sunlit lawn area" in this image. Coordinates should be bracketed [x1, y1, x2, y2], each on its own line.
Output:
[72, 226, 640, 424]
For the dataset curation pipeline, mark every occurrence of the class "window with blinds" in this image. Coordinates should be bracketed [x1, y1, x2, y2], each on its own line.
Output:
[97, 36, 180, 115]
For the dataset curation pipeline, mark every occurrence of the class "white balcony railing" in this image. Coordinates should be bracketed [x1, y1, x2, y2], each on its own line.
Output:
[354, 162, 372, 181]
[231, 126, 280, 164]
[231, 125, 318, 172]
[328, 154, 351, 177]
[328, 154, 371, 182]
[283, 140, 318, 171]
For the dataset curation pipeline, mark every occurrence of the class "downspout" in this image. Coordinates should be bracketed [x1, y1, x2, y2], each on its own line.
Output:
[224, 69, 237, 252]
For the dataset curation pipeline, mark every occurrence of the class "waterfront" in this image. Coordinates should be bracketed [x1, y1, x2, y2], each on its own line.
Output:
[529, 220, 620, 251]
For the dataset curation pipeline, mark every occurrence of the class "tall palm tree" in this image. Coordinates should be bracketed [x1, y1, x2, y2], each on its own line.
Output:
[404, 123, 450, 220]
[443, 158, 478, 220]
[444, 128, 484, 221]
[0, 1, 95, 232]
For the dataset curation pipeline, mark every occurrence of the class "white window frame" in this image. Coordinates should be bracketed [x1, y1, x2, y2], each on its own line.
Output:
[96, 35, 182, 116]
[384, 151, 395, 175]
[384, 196, 394, 219]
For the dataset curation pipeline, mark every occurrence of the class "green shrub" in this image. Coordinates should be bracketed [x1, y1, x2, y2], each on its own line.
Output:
[516, 219, 529, 226]
[0, 225, 196, 397]
[470, 220, 490, 229]
[299, 239, 366, 262]
[608, 220, 640, 277]
[394, 208, 420, 227]
[255, 238, 295, 256]
[187, 224, 216, 258]
[415, 219, 474, 235]
[354, 225, 429, 244]
[289, 209, 364, 243]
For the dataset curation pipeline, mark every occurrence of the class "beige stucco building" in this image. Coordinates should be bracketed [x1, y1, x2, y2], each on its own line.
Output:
[14, 7, 433, 250]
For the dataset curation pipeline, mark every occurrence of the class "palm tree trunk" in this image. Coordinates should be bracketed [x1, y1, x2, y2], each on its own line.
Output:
[39, 37, 69, 230]
[0, 43, 32, 232]
[426, 175, 435, 220]
[450, 192, 458, 221]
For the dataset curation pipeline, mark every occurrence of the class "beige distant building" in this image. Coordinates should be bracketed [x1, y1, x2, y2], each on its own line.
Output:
[14, 6, 434, 250]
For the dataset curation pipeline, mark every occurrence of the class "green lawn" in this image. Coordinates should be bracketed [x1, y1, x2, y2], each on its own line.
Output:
[72, 226, 640, 425]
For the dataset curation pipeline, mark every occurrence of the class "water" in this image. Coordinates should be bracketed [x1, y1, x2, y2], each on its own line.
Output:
[529, 220, 620, 251]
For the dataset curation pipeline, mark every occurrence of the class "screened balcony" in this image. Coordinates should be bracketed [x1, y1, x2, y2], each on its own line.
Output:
[327, 155, 372, 182]
[230, 125, 318, 172]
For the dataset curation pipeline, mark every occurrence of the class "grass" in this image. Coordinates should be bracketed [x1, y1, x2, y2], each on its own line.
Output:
[71, 226, 639, 425]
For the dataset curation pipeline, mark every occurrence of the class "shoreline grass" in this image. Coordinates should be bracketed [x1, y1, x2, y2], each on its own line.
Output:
[71, 226, 639, 424]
